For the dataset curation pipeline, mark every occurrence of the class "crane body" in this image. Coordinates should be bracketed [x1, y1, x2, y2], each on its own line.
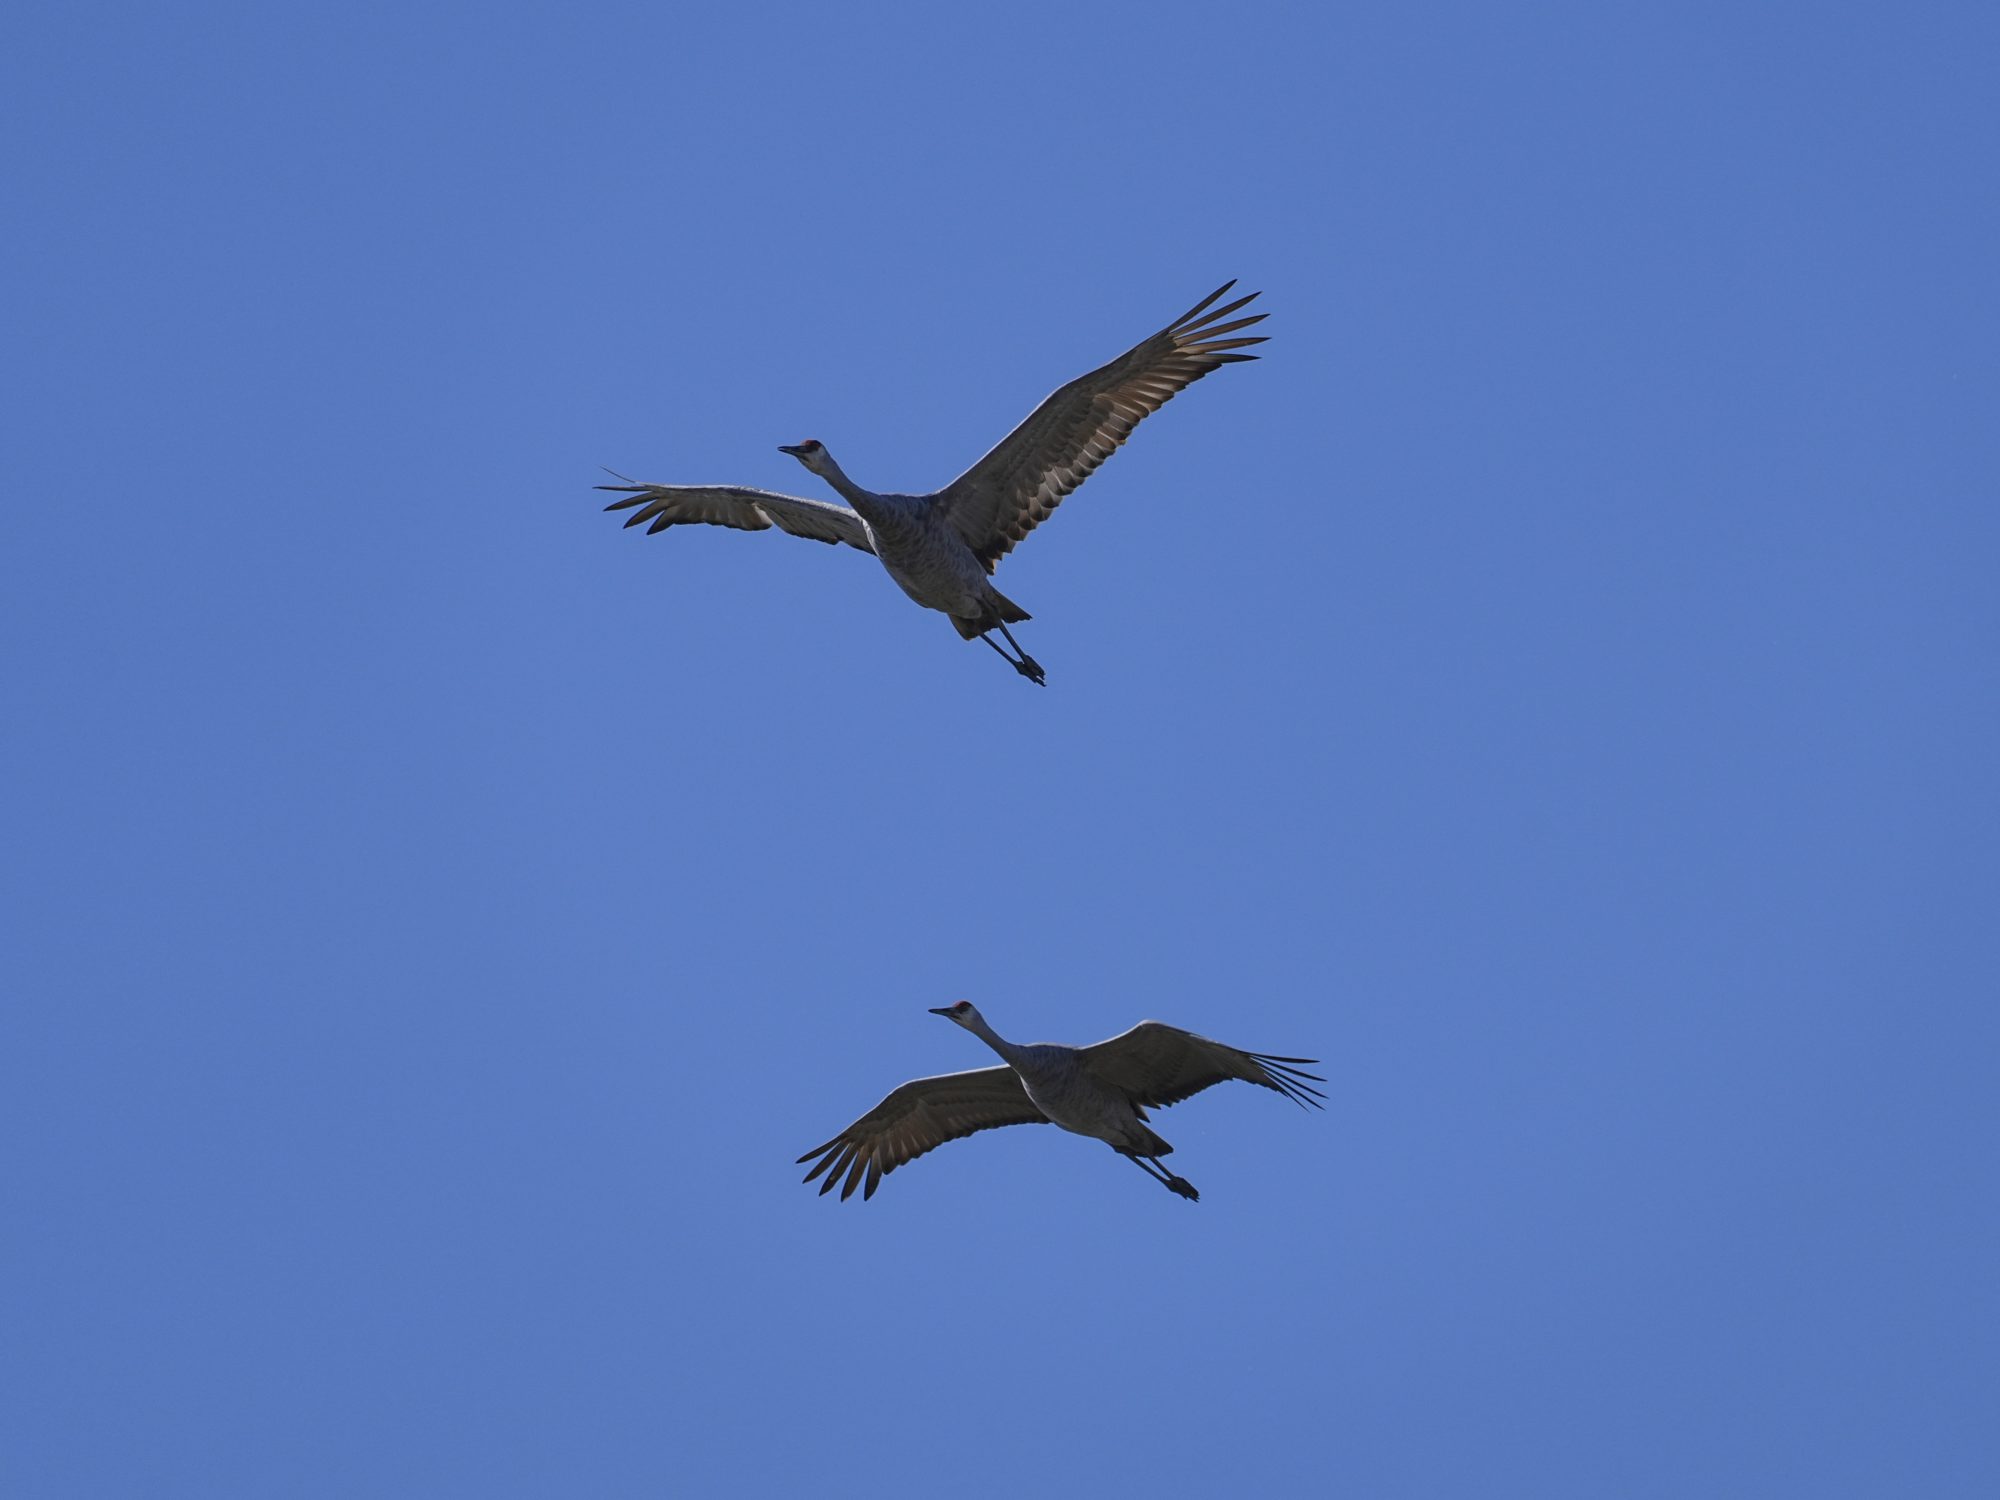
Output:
[601, 281, 1268, 684]
[798, 1002, 1323, 1203]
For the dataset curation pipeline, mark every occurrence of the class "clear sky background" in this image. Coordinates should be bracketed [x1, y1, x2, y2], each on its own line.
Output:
[4, 2, 1996, 1495]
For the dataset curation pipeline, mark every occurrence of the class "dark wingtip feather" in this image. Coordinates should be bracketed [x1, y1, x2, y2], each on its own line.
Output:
[1191, 312, 1269, 341]
[838, 1155, 868, 1201]
[1244, 1051, 1329, 1110]
[1273, 1072, 1329, 1110]
[1183, 292, 1263, 332]
[1168, 279, 1239, 330]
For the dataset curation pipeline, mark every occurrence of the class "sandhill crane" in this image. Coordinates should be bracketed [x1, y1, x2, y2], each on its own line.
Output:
[798, 1002, 1323, 1203]
[600, 281, 1268, 684]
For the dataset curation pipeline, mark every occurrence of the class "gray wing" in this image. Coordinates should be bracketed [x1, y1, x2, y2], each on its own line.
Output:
[796, 1066, 1052, 1201]
[1077, 1022, 1325, 1112]
[599, 480, 875, 553]
[933, 282, 1268, 571]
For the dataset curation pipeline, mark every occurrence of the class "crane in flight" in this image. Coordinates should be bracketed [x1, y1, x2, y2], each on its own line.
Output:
[798, 1002, 1323, 1203]
[600, 281, 1267, 684]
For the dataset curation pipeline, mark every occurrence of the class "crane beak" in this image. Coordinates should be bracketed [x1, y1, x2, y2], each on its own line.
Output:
[928, 1006, 955, 1017]
[777, 444, 804, 457]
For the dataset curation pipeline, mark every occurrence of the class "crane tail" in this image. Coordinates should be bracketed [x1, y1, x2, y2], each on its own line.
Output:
[950, 589, 1033, 640]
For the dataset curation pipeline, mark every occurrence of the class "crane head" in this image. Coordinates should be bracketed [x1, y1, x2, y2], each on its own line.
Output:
[928, 1000, 982, 1029]
[777, 439, 830, 474]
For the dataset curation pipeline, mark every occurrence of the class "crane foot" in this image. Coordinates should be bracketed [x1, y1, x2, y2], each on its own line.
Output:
[1166, 1175, 1199, 1202]
[978, 630, 1046, 685]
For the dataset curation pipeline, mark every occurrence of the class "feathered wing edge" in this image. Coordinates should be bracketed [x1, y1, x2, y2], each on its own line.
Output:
[795, 1067, 1053, 1202]
[1226, 1050, 1328, 1110]
[1079, 1022, 1327, 1112]
[935, 280, 1270, 570]
[596, 474, 875, 553]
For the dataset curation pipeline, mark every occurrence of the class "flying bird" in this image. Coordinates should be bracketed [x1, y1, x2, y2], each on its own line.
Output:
[798, 1002, 1323, 1203]
[600, 281, 1268, 684]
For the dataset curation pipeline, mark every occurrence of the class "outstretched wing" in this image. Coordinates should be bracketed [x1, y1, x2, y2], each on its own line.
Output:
[1078, 1022, 1325, 1112]
[599, 480, 875, 553]
[796, 1066, 1051, 1202]
[933, 281, 1268, 571]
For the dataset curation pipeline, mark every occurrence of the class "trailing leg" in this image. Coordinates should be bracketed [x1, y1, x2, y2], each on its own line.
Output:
[994, 622, 1045, 686]
[1121, 1151, 1199, 1202]
[978, 629, 1046, 686]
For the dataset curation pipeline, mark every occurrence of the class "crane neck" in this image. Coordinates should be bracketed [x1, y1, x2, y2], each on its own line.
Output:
[962, 1012, 1025, 1066]
[811, 454, 873, 508]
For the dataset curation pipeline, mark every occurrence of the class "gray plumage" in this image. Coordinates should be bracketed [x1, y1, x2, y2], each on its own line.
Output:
[798, 1002, 1324, 1203]
[601, 281, 1268, 684]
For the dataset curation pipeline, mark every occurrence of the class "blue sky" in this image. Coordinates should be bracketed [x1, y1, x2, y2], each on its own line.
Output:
[4, 2, 1996, 1494]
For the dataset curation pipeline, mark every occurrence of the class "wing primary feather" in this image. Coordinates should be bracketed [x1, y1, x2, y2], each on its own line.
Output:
[1168, 279, 1239, 327]
[1246, 1052, 1328, 1109]
[1190, 313, 1269, 339]
[839, 1154, 869, 1201]
[1180, 291, 1262, 329]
